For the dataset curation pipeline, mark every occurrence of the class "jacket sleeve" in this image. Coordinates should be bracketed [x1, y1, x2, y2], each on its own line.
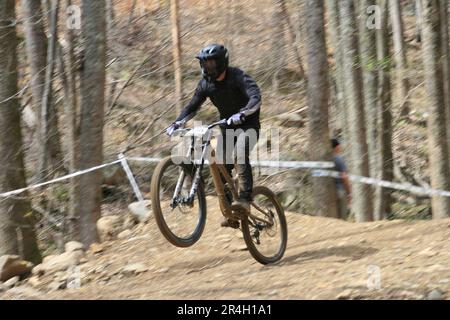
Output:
[237, 71, 262, 117]
[175, 80, 207, 122]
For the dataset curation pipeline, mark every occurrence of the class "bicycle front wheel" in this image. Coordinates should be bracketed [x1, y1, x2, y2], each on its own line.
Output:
[150, 156, 207, 247]
[241, 186, 287, 264]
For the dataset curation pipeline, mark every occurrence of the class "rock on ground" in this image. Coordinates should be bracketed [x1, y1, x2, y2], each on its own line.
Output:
[97, 215, 123, 242]
[118, 229, 132, 239]
[427, 289, 445, 300]
[122, 263, 148, 276]
[65, 241, 85, 253]
[4, 276, 20, 288]
[128, 201, 152, 223]
[90, 243, 105, 254]
[0, 255, 34, 282]
[32, 250, 84, 276]
[336, 289, 353, 300]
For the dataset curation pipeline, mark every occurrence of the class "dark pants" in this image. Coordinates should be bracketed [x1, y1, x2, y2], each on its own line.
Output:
[219, 127, 259, 201]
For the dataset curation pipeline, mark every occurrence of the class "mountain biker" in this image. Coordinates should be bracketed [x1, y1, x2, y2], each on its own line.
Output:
[166, 44, 261, 228]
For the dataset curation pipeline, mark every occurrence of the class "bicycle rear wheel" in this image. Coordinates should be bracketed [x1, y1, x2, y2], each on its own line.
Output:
[241, 186, 287, 264]
[151, 156, 207, 247]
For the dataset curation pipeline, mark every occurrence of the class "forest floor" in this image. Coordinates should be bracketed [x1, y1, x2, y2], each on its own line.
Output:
[2, 196, 450, 300]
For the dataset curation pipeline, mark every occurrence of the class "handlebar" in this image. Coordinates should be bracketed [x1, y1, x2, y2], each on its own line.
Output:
[171, 119, 228, 137]
[207, 119, 228, 129]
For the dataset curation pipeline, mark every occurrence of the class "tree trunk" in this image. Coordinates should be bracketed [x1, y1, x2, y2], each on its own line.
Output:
[21, 0, 47, 156]
[62, 0, 82, 241]
[421, 0, 450, 219]
[106, 0, 115, 33]
[415, 0, 423, 42]
[305, 0, 338, 219]
[374, 0, 393, 220]
[359, 0, 378, 180]
[170, 0, 183, 114]
[279, 0, 305, 78]
[39, 0, 63, 181]
[326, 0, 350, 162]
[58, 1, 81, 240]
[77, 0, 106, 245]
[440, 0, 450, 160]
[0, 0, 42, 264]
[271, 0, 286, 91]
[295, 1, 308, 72]
[389, 0, 411, 118]
[225, 0, 235, 53]
[339, 0, 373, 222]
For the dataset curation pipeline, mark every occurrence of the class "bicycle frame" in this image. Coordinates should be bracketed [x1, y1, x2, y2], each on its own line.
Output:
[172, 122, 274, 226]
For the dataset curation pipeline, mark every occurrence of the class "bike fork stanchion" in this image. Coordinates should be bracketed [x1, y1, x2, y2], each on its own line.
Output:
[188, 132, 211, 201]
[119, 153, 144, 202]
[173, 170, 186, 202]
[188, 163, 203, 202]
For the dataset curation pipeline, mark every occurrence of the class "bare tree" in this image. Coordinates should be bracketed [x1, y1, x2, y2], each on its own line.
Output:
[440, 0, 450, 157]
[339, 0, 373, 222]
[106, 0, 116, 35]
[421, 0, 450, 219]
[271, 0, 287, 91]
[170, 0, 183, 114]
[41, 0, 63, 180]
[0, 0, 42, 264]
[76, 0, 107, 245]
[59, 0, 81, 240]
[374, 0, 393, 220]
[225, 0, 235, 53]
[21, 0, 47, 134]
[22, 0, 63, 181]
[326, 1, 350, 161]
[415, 0, 423, 42]
[389, 0, 411, 118]
[359, 0, 378, 180]
[305, 0, 338, 218]
[279, 0, 305, 78]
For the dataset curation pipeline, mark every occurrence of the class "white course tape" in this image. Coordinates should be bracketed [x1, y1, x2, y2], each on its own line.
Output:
[127, 156, 335, 169]
[6, 154, 446, 201]
[126, 156, 162, 163]
[312, 169, 450, 197]
[0, 159, 122, 198]
[251, 160, 335, 169]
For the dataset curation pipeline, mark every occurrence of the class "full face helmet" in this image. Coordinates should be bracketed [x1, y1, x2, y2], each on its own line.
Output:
[196, 44, 229, 81]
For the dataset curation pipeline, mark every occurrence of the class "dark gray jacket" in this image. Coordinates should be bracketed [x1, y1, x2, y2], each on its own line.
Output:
[176, 67, 261, 129]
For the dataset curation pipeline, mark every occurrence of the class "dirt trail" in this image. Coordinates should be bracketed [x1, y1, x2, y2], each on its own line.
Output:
[2, 196, 450, 300]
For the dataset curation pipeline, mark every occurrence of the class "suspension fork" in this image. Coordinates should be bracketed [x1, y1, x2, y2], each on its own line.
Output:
[172, 136, 194, 205]
[172, 170, 186, 205]
[187, 131, 211, 203]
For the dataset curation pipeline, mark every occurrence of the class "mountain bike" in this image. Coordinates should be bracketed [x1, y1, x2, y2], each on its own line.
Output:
[150, 119, 287, 264]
